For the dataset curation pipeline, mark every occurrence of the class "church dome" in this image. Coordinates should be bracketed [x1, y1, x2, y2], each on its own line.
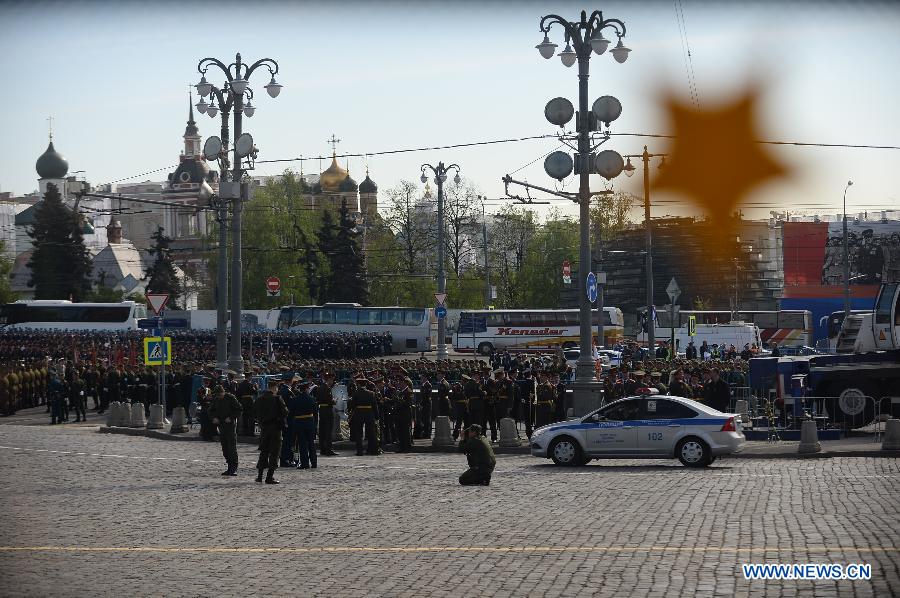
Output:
[359, 174, 378, 194]
[319, 155, 348, 192]
[339, 174, 358, 193]
[36, 141, 69, 179]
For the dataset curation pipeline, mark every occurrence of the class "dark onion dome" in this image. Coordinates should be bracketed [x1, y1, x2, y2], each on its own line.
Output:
[36, 141, 69, 179]
[338, 174, 358, 193]
[359, 174, 377, 194]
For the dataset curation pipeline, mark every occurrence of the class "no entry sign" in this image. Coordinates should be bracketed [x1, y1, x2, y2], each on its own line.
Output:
[266, 276, 281, 297]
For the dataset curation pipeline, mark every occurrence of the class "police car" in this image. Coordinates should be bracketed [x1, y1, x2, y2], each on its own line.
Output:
[529, 392, 745, 467]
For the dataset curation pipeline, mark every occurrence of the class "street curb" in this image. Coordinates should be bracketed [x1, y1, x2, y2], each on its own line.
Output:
[96, 427, 900, 458]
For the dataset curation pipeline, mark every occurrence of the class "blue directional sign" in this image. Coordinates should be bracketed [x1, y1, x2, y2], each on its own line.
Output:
[435, 305, 448, 319]
[587, 272, 598, 303]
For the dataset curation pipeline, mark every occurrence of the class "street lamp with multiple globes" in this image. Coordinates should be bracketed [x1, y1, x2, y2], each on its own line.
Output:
[536, 9, 630, 407]
[195, 52, 282, 378]
[421, 161, 461, 361]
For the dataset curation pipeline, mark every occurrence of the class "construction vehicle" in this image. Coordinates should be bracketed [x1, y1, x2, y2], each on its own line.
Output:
[749, 283, 900, 428]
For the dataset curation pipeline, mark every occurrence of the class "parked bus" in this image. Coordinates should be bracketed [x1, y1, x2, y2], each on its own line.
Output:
[653, 309, 813, 348]
[273, 303, 431, 353]
[454, 307, 625, 355]
[0, 300, 147, 331]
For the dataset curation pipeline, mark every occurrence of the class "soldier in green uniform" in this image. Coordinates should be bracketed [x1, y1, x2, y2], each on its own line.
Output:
[236, 377, 257, 437]
[208, 385, 243, 476]
[535, 371, 555, 429]
[254, 379, 288, 484]
[458, 424, 496, 486]
[394, 376, 414, 453]
[465, 373, 486, 438]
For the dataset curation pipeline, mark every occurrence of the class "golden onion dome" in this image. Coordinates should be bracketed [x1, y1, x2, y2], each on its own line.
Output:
[319, 154, 348, 192]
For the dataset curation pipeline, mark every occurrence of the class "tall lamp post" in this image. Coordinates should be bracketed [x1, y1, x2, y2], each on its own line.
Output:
[623, 146, 666, 353]
[843, 180, 853, 317]
[195, 52, 282, 378]
[421, 162, 461, 360]
[537, 10, 630, 386]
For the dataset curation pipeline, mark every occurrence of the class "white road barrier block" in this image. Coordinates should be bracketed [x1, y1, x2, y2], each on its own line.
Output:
[798, 418, 821, 454]
[130, 402, 146, 428]
[115, 403, 129, 427]
[146, 404, 165, 430]
[106, 402, 118, 427]
[734, 399, 750, 424]
[882, 419, 900, 451]
[498, 417, 521, 447]
[432, 415, 455, 448]
[169, 407, 188, 433]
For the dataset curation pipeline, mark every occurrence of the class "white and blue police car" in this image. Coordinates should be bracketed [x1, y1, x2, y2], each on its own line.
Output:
[529, 392, 745, 467]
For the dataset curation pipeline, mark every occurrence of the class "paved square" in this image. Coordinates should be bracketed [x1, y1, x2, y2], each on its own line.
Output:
[0, 422, 898, 597]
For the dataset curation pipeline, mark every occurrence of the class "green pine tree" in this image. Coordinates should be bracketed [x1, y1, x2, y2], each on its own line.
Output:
[327, 198, 369, 304]
[26, 183, 93, 300]
[144, 226, 183, 308]
[313, 208, 338, 303]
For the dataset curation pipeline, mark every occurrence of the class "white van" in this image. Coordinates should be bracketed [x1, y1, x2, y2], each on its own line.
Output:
[673, 322, 761, 355]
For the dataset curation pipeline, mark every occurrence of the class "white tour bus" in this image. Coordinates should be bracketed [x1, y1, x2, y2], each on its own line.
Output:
[454, 308, 625, 355]
[274, 303, 432, 353]
[0, 300, 147, 331]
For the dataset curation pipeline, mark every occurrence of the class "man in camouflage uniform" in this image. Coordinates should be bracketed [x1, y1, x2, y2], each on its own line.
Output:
[458, 424, 496, 486]
[208, 385, 243, 476]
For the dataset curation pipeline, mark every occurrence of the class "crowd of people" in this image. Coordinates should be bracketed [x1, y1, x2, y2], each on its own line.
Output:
[1, 331, 755, 451]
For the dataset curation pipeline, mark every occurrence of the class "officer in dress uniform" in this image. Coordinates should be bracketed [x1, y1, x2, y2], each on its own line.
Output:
[415, 375, 433, 439]
[394, 376, 414, 452]
[314, 372, 338, 456]
[208, 385, 243, 476]
[254, 379, 288, 484]
[437, 375, 452, 418]
[348, 375, 380, 456]
[291, 380, 319, 469]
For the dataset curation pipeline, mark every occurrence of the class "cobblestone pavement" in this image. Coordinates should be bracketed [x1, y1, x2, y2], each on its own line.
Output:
[0, 424, 897, 597]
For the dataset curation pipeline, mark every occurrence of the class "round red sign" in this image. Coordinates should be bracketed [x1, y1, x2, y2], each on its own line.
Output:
[266, 276, 281, 292]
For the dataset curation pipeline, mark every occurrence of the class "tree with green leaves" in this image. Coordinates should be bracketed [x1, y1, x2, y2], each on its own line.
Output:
[488, 205, 538, 307]
[26, 183, 93, 301]
[519, 212, 580, 308]
[90, 270, 125, 302]
[0, 239, 15, 303]
[144, 226, 183, 308]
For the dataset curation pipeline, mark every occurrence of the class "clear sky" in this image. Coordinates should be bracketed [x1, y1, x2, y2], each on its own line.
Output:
[1, 0, 898, 222]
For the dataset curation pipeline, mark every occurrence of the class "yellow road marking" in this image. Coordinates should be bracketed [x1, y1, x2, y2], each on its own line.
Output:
[0, 545, 896, 555]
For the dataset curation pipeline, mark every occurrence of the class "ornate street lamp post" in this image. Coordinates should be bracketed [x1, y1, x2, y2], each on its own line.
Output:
[421, 162, 461, 360]
[196, 52, 282, 378]
[536, 10, 630, 407]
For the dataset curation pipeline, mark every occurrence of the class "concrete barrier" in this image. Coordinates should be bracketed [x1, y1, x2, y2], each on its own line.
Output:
[332, 409, 343, 441]
[431, 416, 455, 448]
[734, 399, 750, 424]
[169, 407, 188, 433]
[798, 418, 821, 454]
[146, 404, 165, 430]
[498, 417, 521, 447]
[115, 402, 129, 427]
[882, 419, 900, 450]
[106, 402, 118, 427]
[129, 402, 146, 428]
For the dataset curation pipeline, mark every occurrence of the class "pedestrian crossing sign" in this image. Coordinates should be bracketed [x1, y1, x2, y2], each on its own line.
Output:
[143, 336, 172, 366]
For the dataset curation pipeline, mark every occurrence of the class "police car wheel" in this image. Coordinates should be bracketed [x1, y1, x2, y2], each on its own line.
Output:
[549, 436, 582, 466]
[676, 437, 710, 468]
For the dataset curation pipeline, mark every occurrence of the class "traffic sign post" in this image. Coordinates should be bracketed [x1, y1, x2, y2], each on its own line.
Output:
[266, 276, 281, 298]
[146, 293, 169, 316]
[666, 278, 681, 360]
[562, 260, 571, 285]
[688, 315, 697, 337]
[434, 293, 447, 306]
[435, 305, 447, 319]
[143, 337, 172, 366]
[586, 272, 598, 304]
